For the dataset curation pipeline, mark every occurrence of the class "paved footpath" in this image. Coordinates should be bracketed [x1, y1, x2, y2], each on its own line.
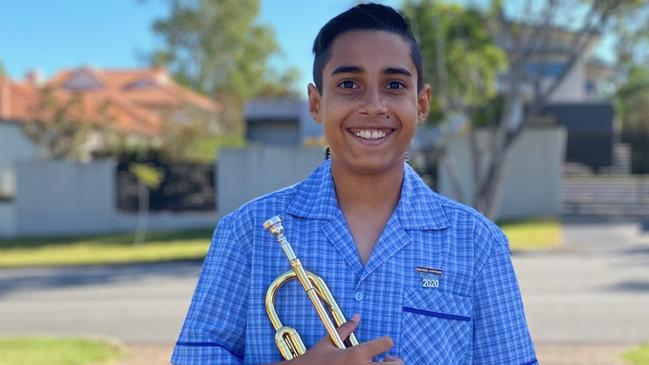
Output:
[0, 221, 648, 364]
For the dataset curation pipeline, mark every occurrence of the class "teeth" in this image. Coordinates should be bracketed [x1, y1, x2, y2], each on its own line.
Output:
[354, 129, 386, 140]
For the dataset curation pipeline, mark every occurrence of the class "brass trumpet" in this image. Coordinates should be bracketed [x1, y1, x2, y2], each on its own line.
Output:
[263, 216, 359, 360]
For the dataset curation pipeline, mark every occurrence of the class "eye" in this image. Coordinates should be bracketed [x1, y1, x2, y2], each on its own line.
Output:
[386, 81, 406, 90]
[337, 80, 358, 89]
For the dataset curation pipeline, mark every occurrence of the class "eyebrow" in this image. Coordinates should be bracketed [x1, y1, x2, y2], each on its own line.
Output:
[384, 67, 412, 77]
[331, 65, 363, 76]
[330, 65, 413, 78]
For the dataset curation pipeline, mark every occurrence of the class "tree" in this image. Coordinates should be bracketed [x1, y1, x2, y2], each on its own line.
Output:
[616, 67, 649, 131]
[404, 0, 648, 219]
[612, 4, 649, 132]
[402, 0, 507, 203]
[157, 104, 246, 163]
[129, 162, 165, 244]
[151, 0, 299, 135]
[24, 86, 154, 162]
[403, 1, 507, 123]
[0, 60, 6, 78]
[24, 87, 104, 161]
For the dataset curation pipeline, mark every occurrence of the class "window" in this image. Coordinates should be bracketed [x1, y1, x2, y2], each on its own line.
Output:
[524, 62, 566, 78]
[585, 80, 596, 95]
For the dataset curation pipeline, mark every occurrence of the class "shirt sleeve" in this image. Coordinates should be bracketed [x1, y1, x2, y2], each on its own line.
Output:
[472, 223, 538, 365]
[171, 216, 250, 365]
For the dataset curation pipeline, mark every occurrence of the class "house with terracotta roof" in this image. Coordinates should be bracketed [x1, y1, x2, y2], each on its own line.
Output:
[0, 66, 219, 197]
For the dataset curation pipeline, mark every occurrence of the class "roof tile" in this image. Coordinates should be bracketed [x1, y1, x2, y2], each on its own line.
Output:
[1, 67, 219, 135]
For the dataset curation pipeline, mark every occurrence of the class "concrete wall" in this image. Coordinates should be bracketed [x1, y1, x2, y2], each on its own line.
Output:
[299, 102, 323, 140]
[4, 128, 564, 237]
[550, 57, 587, 102]
[10, 159, 217, 237]
[0, 123, 47, 196]
[218, 146, 326, 216]
[244, 99, 323, 145]
[0, 202, 15, 237]
[247, 121, 300, 146]
[14, 160, 117, 236]
[438, 126, 566, 220]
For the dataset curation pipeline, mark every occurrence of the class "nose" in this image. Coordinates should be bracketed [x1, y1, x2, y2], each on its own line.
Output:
[358, 87, 388, 116]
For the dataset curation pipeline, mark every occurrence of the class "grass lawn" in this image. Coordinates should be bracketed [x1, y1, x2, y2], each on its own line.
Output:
[500, 217, 562, 251]
[624, 342, 649, 365]
[0, 218, 560, 268]
[0, 229, 212, 268]
[0, 337, 124, 365]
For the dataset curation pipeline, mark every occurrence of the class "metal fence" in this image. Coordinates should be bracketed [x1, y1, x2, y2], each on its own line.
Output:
[564, 130, 649, 175]
[620, 131, 649, 175]
[562, 130, 649, 217]
[116, 159, 215, 212]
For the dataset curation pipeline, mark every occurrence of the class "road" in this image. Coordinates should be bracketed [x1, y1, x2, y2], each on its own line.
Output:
[0, 261, 197, 344]
[0, 222, 648, 363]
[518, 222, 649, 344]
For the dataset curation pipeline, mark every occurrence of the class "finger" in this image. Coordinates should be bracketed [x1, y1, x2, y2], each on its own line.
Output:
[335, 313, 360, 341]
[382, 355, 404, 364]
[358, 336, 393, 355]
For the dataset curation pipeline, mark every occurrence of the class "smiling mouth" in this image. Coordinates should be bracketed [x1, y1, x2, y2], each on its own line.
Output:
[349, 128, 393, 141]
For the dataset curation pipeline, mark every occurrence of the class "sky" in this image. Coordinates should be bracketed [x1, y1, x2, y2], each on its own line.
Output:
[1, 0, 612, 99]
[0, 0, 396, 98]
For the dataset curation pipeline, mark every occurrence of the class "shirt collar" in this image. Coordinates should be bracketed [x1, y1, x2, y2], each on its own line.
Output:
[396, 163, 450, 230]
[286, 159, 339, 220]
[287, 159, 450, 230]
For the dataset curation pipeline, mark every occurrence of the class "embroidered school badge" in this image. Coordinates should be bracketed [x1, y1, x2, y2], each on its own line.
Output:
[416, 266, 442, 288]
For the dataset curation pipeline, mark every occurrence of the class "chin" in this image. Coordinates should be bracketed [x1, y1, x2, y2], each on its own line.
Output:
[344, 157, 404, 176]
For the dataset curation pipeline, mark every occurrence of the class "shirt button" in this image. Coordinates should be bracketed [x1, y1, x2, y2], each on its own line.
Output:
[354, 291, 364, 301]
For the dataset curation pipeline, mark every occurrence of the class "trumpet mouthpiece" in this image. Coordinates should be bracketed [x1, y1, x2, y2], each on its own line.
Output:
[263, 216, 284, 237]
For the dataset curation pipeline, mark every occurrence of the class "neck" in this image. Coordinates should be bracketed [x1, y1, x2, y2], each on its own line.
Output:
[331, 160, 404, 216]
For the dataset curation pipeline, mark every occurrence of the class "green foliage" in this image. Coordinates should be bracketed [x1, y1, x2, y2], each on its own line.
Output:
[151, 0, 299, 129]
[401, 0, 507, 124]
[0, 60, 6, 77]
[611, 4, 649, 132]
[192, 133, 246, 161]
[616, 66, 649, 131]
[128, 163, 165, 190]
[23, 88, 98, 161]
[0, 337, 123, 365]
[22, 87, 146, 161]
[157, 104, 246, 162]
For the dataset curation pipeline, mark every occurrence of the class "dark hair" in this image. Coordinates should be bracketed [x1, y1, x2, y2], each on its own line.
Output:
[312, 3, 424, 93]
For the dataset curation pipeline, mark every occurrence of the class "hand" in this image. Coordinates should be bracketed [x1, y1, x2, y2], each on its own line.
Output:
[277, 314, 404, 365]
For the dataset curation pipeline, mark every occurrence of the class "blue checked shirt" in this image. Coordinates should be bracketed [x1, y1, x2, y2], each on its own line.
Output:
[172, 159, 537, 365]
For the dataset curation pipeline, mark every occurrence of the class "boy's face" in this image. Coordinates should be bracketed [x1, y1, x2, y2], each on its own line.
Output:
[308, 30, 431, 176]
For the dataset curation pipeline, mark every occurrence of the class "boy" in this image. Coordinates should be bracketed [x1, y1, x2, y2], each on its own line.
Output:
[172, 3, 537, 364]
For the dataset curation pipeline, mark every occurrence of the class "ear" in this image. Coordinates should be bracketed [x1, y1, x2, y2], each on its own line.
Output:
[308, 83, 322, 123]
[416, 84, 432, 126]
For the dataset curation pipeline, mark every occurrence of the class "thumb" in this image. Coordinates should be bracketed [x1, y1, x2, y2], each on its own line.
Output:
[335, 313, 360, 341]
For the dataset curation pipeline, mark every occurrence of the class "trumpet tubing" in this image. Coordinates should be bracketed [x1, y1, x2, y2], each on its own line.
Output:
[263, 215, 359, 360]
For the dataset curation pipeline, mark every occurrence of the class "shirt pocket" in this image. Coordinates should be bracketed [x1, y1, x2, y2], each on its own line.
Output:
[400, 288, 472, 365]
